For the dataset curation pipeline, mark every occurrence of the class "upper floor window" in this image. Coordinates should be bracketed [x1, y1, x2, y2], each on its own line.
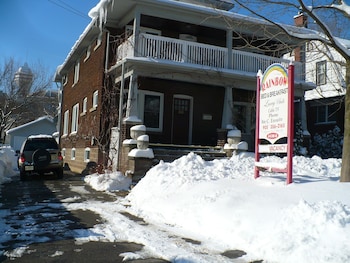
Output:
[93, 90, 98, 108]
[316, 60, 326, 86]
[63, 75, 68, 86]
[71, 103, 79, 133]
[95, 33, 102, 50]
[138, 90, 164, 132]
[82, 97, 87, 114]
[84, 45, 91, 61]
[63, 110, 69, 136]
[73, 61, 80, 85]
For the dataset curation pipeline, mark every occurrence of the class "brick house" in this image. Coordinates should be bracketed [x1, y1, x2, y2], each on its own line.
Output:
[55, 0, 313, 174]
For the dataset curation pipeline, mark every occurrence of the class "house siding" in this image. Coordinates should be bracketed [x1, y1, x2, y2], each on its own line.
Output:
[138, 77, 225, 146]
[60, 34, 107, 173]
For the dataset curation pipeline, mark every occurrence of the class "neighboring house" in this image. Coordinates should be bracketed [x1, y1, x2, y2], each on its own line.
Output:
[54, 0, 313, 174]
[304, 41, 347, 137]
[5, 116, 57, 151]
[293, 12, 347, 139]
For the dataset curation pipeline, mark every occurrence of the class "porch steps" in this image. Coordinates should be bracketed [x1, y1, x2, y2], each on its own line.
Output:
[150, 143, 227, 163]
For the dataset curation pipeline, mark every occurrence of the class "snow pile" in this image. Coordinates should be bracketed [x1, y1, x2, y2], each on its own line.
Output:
[123, 153, 350, 263]
[0, 146, 18, 183]
[84, 172, 131, 192]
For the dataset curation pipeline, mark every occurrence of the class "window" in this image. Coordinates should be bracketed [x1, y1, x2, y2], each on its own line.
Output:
[316, 104, 337, 124]
[73, 61, 80, 85]
[63, 75, 68, 86]
[138, 90, 164, 132]
[71, 103, 79, 133]
[82, 97, 87, 114]
[62, 148, 66, 158]
[63, 110, 69, 136]
[71, 148, 76, 160]
[95, 33, 102, 50]
[93, 90, 98, 108]
[84, 45, 91, 61]
[233, 102, 255, 134]
[84, 148, 91, 162]
[316, 60, 326, 86]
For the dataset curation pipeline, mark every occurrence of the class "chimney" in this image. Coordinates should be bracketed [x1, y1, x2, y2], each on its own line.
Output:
[293, 12, 307, 63]
[294, 11, 308, 28]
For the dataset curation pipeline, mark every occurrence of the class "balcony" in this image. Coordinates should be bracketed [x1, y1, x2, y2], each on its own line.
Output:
[116, 33, 303, 81]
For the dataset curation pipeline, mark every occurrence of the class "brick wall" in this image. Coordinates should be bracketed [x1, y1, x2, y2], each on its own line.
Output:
[60, 33, 107, 173]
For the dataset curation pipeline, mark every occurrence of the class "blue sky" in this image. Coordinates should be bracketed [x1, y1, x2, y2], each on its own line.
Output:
[0, 0, 98, 77]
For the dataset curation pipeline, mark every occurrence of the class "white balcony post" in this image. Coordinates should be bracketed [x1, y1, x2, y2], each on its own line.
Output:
[226, 30, 232, 69]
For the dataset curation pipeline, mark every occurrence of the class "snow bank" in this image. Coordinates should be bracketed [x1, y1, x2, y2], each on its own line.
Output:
[125, 153, 350, 263]
[0, 146, 18, 184]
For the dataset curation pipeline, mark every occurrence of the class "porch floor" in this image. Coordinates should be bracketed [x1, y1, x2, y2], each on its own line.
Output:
[150, 143, 227, 163]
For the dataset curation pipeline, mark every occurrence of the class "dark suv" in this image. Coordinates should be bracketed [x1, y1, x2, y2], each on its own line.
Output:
[18, 135, 64, 180]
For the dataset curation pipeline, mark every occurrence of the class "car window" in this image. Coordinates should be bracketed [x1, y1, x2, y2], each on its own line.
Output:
[23, 139, 58, 151]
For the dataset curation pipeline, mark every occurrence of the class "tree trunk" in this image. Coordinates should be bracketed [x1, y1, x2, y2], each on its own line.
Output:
[340, 59, 350, 182]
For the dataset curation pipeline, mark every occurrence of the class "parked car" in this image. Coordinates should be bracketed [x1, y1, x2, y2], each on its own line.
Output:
[18, 135, 63, 180]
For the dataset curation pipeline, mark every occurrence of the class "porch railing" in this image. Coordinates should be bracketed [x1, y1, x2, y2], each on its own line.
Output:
[116, 33, 303, 81]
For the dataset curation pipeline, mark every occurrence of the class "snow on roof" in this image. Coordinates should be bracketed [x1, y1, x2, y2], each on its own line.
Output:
[6, 116, 54, 134]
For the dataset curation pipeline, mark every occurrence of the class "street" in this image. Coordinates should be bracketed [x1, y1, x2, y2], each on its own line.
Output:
[0, 172, 169, 262]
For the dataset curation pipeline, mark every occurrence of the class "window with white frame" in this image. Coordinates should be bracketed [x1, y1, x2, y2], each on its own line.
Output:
[73, 61, 80, 85]
[71, 148, 76, 160]
[95, 33, 102, 50]
[93, 90, 98, 108]
[82, 97, 87, 114]
[316, 60, 327, 86]
[71, 103, 79, 133]
[63, 75, 68, 86]
[63, 110, 69, 135]
[84, 44, 91, 61]
[233, 102, 255, 134]
[62, 148, 66, 158]
[316, 104, 337, 124]
[84, 147, 91, 162]
[138, 90, 164, 132]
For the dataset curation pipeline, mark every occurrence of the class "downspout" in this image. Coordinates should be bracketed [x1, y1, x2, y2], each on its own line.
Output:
[116, 61, 125, 170]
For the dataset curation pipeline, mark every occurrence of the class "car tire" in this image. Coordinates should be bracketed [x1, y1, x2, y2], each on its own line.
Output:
[32, 149, 51, 168]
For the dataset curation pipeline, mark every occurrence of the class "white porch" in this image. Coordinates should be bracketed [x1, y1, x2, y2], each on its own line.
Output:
[115, 33, 303, 81]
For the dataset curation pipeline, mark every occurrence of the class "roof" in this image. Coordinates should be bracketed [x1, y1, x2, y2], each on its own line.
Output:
[6, 116, 54, 135]
[54, 0, 315, 81]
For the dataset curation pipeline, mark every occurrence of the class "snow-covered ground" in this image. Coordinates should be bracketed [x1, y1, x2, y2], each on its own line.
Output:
[1, 145, 349, 262]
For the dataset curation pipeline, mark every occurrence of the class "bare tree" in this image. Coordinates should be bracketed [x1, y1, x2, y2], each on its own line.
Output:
[0, 57, 56, 143]
[231, 0, 350, 182]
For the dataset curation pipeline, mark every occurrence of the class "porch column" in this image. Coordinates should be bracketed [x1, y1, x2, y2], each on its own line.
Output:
[126, 73, 139, 118]
[221, 86, 233, 128]
[133, 8, 141, 57]
[300, 96, 310, 137]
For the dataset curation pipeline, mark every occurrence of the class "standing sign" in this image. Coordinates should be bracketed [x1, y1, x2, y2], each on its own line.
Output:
[255, 63, 294, 184]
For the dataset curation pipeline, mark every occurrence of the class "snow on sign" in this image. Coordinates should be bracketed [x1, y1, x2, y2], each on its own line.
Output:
[259, 64, 288, 148]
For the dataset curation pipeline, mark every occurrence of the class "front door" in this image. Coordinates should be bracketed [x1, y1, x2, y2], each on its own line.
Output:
[171, 96, 192, 145]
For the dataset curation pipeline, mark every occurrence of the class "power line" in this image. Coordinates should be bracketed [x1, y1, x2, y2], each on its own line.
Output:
[48, 0, 90, 20]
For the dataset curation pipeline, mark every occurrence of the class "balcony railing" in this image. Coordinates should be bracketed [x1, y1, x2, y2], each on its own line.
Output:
[116, 33, 303, 81]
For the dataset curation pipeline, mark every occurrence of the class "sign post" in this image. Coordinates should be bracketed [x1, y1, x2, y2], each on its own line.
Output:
[255, 63, 294, 184]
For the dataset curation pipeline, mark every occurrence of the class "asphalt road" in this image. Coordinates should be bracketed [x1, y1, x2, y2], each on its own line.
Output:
[0, 172, 169, 263]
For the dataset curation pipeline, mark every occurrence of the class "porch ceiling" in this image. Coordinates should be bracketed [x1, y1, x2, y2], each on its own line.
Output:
[109, 57, 313, 93]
